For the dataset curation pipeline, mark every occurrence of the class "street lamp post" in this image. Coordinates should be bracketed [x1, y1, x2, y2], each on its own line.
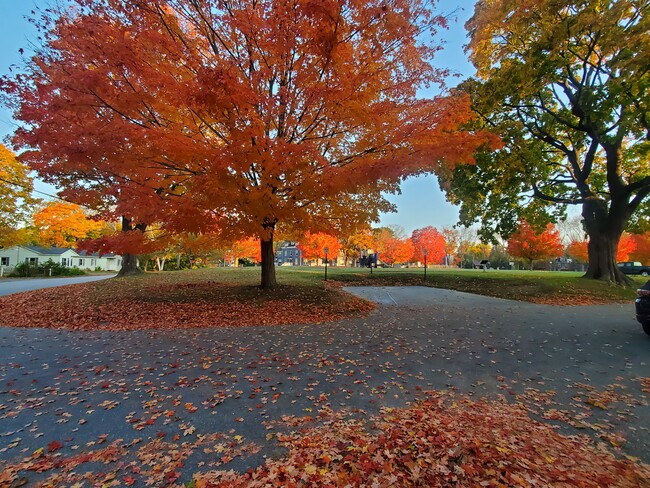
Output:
[423, 249, 428, 281]
[324, 246, 329, 281]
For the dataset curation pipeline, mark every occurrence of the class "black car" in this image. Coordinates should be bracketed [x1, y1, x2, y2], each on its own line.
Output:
[636, 279, 650, 335]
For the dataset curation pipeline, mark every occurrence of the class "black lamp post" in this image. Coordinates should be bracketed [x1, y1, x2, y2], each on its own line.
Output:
[423, 249, 428, 281]
[324, 246, 329, 281]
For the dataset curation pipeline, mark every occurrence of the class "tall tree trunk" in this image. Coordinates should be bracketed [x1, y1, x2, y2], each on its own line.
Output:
[582, 200, 631, 285]
[117, 216, 146, 277]
[119, 253, 142, 277]
[260, 236, 277, 289]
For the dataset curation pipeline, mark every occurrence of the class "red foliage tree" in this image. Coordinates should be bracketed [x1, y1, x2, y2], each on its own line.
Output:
[225, 238, 262, 265]
[411, 226, 446, 265]
[630, 233, 650, 264]
[616, 234, 636, 262]
[2, 0, 495, 288]
[569, 234, 636, 264]
[507, 222, 563, 270]
[297, 233, 341, 262]
[376, 236, 414, 265]
[567, 241, 588, 263]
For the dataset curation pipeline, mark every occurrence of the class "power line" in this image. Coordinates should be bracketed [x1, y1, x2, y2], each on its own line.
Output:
[0, 175, 88, 207]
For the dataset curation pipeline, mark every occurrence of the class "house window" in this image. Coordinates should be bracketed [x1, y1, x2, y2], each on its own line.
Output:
[1, 257, 8, 266]
[79, 259, 84, 266]
[27, 257, 38, 265]
[61, 258, 68, 267]
[91, 259, 96, 267]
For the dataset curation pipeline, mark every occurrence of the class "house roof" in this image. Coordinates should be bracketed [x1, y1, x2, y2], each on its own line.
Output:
[78, 250, 117, 258]
[24, 246, 76, 256]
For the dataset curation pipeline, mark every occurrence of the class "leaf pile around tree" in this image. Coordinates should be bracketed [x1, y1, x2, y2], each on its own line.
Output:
[0, 275, 374, 330]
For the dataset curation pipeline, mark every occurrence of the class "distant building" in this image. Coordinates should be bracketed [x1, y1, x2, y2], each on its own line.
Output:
[275, 242, 303, 266]
[0, 246, 122, 272]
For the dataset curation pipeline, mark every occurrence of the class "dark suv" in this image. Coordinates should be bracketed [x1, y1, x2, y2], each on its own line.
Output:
[636, 280, 650, 335]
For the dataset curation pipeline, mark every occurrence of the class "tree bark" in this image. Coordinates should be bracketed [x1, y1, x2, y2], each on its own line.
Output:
[118, 253, 142, 277]
[260, 236, 277, 289]
[117, 216, 145, 277]
[582, 200, 632, 285]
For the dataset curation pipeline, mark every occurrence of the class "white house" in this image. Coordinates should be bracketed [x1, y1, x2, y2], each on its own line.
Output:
[77, 250, 122, 271]
[0, 246, 122, 272]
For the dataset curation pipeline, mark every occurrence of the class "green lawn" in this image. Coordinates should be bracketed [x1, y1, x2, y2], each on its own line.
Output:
[129, 265, 646, 304]
[278, 265, 646, 304]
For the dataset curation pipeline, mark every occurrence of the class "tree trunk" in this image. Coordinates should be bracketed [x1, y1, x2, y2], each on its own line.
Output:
[118, 253, 142, 277]
[117, 216, 145, 277]
[260, 236, 277, 289]
[582, 200, 632, 285]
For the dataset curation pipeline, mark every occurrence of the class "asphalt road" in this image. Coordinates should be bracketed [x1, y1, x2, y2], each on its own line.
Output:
[0, 274, 115, 296]
[0, 286, 648, 485]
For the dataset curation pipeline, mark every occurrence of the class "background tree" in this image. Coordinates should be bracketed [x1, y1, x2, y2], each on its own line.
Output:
[33, 201, 104, 248]
[297, 232, 341, 263]
[567, 241, 589, 264]
[373, 227, 414, 265]
[507, 222, 564, 270]
[630, 233, 650, 264]
[568, 233, 637, 264]
[411, 226, 446, 265]
[225, 238, 262, 267]
[339, 228, 374, 267]
[441, 0, 650, 284]
[0, 144, 39, 247]
[2, 0, 494, 288]
[441, 227, 459, 266]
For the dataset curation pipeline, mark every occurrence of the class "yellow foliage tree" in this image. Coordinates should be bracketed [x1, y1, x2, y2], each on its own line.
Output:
[33, 202, 104, 248]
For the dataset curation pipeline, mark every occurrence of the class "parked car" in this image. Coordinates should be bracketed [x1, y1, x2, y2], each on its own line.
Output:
[635, 280, 650, 335]
[618, 261, 650, 276]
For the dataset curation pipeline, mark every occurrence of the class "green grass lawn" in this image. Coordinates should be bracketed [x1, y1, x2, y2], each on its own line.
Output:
[279, 265, 646, 304]
[122, 265, 646, 304]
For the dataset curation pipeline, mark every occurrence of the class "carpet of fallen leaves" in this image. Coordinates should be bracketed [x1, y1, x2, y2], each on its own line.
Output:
[2, 391, 648, 487]
[0, 279, 374, 330]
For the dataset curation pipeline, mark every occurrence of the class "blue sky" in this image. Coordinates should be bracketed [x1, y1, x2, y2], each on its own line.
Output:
[0, 1, 477, 234]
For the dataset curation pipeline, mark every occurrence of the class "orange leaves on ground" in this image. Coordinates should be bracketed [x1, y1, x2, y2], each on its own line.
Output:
[507, 221, 563, 268]
[191, 391, 650, 487]
[0, 279, 374, 331]
[411, 226, 446, 264]
[297, 232, 341, 261]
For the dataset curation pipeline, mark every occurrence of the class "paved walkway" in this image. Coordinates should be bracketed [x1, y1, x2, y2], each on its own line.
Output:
[0, 286, 648, 484]
[0, 275, 115, 296]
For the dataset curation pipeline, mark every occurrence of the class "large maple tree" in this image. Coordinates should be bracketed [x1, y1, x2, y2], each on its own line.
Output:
[440, 0, 650, 285]
[2, 0, 492, 288]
